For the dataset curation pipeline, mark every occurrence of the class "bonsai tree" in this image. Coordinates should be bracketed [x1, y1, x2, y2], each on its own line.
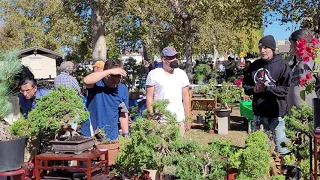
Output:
[115, 100, 227, 179]
[212, 82, 242, 110]
[11, 86, 89, 151]
[0, 50, 22, 141]
[122, 57, 145, 92]
[194, 64, 211, 84]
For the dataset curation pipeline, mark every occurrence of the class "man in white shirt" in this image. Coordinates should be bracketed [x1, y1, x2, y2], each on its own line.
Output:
[146, 46, 191, 136]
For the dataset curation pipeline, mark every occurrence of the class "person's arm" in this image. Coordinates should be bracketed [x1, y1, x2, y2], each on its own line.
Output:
[119, 112, 129, 134]
[83, 68, 127, 88]
[146, 85, 155, 115]
[145, 71, 155, 116]
[120, 85, 130, 135]
[242, 68, 255, 96]
[182, 86, 191, 120]
[265, 64, 292, 98]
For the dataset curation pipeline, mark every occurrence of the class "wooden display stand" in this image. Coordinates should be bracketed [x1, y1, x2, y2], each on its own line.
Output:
[34, 149, 108, 180]
[0, 168, 26, 180]
[309, 129, 320, 180]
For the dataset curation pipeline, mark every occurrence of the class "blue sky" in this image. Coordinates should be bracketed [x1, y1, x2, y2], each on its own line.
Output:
[263, 13, 299, 42]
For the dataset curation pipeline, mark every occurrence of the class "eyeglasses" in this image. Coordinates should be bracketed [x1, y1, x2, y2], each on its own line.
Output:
[20, 87, 34, 94]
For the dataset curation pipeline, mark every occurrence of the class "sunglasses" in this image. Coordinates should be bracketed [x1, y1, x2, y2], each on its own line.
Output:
[165, 55, 178, 60]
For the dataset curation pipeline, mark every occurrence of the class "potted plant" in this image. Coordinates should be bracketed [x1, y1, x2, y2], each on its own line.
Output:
[194, 64, 211, 84]
[93, 128, 120, 167]
[115, 100, 228, 179]
[11, 86, 90, 154]
[0, 50, 25, 172]
[213, 82, 242, 118]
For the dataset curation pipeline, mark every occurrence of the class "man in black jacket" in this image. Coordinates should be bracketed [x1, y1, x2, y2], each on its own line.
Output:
[243, 35, 291, 155]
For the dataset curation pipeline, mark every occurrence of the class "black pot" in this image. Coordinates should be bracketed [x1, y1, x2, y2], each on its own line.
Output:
[0, 137, 26, 172]
[196, 115, 204, 124]
[313, 98, 320, 129]
[215, 109, 230, 118]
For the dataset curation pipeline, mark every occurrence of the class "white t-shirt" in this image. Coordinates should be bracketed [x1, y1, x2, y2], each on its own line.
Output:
[146, 68, 190, 122]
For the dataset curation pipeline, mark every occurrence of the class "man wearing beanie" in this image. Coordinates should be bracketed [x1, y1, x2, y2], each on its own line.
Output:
[242, 35, 291, 155]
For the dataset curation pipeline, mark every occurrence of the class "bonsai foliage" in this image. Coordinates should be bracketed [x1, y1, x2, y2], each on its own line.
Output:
[194, 64, 211, 83]
[283, 104, 313, 179]
[213, 82, 242, 109]
[229, 131, 270, 179]
[115, 100, 227, 179]
[11, 86, 89, 140]
[0, 50, 22, 118]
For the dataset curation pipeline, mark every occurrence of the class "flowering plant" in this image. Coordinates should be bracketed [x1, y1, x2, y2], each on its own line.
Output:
[297, 37, 320, 100]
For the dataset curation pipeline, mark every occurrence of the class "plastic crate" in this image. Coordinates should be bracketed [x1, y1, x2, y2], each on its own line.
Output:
[240, 101, 253, 120]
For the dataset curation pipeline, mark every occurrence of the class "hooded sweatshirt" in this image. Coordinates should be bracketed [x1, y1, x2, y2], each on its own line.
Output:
[287, 57, 318, 111]
[243, 55, 292, 118]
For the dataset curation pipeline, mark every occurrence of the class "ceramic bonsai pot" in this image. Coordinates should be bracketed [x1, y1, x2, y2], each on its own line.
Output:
[50, 137, 94, 154]
[0, 137, 26, 172]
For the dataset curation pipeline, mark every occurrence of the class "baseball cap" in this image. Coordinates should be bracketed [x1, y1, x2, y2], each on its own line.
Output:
[161, 46, 179, 57]
[92, 61, 105, 68]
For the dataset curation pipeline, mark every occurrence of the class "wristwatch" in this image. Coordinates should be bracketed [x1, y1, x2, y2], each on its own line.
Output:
[122, 132, 130, 137]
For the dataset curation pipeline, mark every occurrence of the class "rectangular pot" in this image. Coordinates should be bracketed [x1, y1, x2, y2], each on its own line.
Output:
[50, 137, 95, 154]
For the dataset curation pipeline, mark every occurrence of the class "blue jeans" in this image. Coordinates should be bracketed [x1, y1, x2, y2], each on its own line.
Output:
[253, 116, 289, 154]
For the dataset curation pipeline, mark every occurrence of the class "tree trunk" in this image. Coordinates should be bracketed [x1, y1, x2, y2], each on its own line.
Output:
[185, 21, 193, 83]
[143, 44, 148, 60]
[91, 0, 107, 62]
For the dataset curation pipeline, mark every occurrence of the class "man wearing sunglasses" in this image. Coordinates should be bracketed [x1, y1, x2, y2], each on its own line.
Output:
[83, 59, 129, 140]
[146, 47, 191, 136]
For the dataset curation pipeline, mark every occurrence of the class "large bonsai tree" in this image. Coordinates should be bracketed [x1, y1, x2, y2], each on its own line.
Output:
[0, 50, 22, 141]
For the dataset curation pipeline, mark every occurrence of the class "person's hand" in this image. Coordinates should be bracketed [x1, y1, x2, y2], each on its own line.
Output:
[253, 82, 265, 93]
[107, 68, 127, 77]
[185, 122, 191, 132]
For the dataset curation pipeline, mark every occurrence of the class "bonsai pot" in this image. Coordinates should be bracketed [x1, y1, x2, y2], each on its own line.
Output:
[196, 115, 204, 124]
[215, 109, 231, 118]
[96, 141, 120, 166]
[0, 137, 26, 172]
[208, 129, 214, 134]
[224, 168, 238, 180]
[50, 136, 94, 154]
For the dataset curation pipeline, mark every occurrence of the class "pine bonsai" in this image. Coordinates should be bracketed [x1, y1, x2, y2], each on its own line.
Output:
[10, 86, 89, 150]
[0, 50, 22, 141]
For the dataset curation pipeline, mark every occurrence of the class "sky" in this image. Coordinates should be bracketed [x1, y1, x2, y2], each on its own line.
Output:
[263, 13, 299, 42]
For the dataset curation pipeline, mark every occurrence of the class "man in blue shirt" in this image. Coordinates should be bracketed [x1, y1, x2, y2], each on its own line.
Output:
[19, 78, 50, 118]
[83, 59, 129, 140]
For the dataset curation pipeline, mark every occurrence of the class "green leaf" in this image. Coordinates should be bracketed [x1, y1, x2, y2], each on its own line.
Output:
[305, 84, 313, 94]
[300, 90, 306, 101]
[315, 57, 320, 64]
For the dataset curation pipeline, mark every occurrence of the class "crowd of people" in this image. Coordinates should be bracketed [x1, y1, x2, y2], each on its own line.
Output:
[16, 28, 319, 156]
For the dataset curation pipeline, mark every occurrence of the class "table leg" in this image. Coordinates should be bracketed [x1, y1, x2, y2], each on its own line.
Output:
[34, 158, 41, 180]
[311, 135, 314, 179]
[314, 137, 318, 180]
[86, 160, 92, 180]
[104, 153, 109, 175]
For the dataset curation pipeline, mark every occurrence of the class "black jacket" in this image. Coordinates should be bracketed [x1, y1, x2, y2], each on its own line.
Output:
[243, 55, 292, 118]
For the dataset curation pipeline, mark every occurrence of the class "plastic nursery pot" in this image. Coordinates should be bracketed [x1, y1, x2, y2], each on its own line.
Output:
[196, 115, 204, 124]
[214, 109, 231, 118]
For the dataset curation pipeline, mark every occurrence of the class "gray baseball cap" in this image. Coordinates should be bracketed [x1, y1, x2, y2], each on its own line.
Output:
[161, 46, 179, 57]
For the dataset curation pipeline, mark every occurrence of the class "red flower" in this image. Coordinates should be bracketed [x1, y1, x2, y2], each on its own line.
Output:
[303, 56, 310, 62]
[297, 39, 307, 49]
[300, 78, 306, 86]
[312, 38, 319, 45]
[306, 73, 312, 80]
[297, 49, 305, 57]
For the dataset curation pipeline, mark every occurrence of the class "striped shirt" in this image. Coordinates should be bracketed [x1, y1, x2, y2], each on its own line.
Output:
[54, 72, 81, 94]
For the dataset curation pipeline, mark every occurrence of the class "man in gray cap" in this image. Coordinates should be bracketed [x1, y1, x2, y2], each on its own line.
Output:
[242, 35, 292, 155]
[146, 46, 191, 136]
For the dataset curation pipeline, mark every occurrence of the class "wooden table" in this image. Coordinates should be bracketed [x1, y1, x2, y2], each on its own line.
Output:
[191, 98, 217, 130]
[309, 129, 320, 180]
[0, 168, 26, 180]
[34, 149, 108, 180]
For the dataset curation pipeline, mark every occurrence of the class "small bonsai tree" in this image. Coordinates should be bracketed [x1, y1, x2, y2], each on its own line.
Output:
[115, 100, 227, 179]
[194, 64, 211, 84]
[10, 86, 89, 151]
[212, 82, 242, 110]
[0, 50, 22, 141]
